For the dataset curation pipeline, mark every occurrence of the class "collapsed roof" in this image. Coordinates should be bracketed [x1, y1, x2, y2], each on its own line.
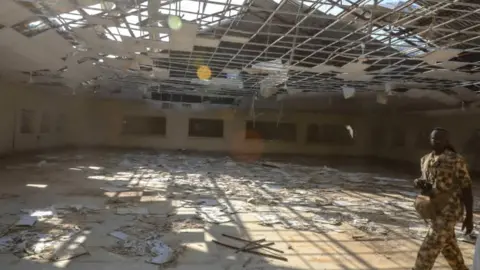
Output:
[0, 0, 479, 109]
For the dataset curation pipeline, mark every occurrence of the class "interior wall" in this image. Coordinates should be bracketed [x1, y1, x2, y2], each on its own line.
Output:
[0, 82, 70, 156]
[367, 110, 480, 173]
[68, 98, 372, 157]
[1, 84, 477, 173]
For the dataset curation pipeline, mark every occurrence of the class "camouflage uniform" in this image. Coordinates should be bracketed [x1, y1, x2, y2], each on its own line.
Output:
[413, 150, 471, 270]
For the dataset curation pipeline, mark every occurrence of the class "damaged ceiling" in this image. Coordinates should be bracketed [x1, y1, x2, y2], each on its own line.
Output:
[0, 0, 480, 109]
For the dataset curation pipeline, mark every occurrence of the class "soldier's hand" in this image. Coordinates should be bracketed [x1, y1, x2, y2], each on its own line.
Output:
[462, 215, 473, 235]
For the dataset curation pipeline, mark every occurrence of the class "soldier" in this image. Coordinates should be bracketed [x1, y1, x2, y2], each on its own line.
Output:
[413, 128, 473, 270]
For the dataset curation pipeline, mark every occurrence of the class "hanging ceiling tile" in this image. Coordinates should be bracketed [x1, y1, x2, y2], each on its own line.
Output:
[169, 22, 198, 52]
[337, 73, 374, 81]
[220, 35, 250, 44]
[0, 1, 35, 27]
[195, 37, 220, 48]
[422, 49, 463, 65]
[311, 64, 339, 74]
[340, 62, 370, 73]
[31, 29, 75, 59]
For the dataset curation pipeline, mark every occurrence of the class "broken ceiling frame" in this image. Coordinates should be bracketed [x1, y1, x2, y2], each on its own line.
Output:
[0, 0, 478, 102]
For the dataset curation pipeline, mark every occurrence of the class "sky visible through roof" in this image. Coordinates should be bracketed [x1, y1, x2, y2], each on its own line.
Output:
[271, 0, 432, 56]
[27, 0, 435, 58]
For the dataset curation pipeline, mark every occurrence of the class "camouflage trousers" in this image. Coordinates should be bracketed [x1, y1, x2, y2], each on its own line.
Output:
[413, 216, 468, 270]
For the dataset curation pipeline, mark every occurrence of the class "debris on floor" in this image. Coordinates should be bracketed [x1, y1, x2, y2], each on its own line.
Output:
[15, 215, 38, 227]
[213, 234, 287, 262]
[109, 231, 129, 241]
[0, 150, 477, 268]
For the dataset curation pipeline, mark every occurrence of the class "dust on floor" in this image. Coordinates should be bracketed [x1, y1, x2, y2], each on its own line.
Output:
[0, 150, 476, 270]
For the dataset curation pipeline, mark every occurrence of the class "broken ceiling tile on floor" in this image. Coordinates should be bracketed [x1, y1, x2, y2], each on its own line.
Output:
[109, 231, 130, 241]
[51, 242, 88, 261]
[256, 213, 282, 226]
[146, 240, 174, 265]
[15, 215, 38, 227]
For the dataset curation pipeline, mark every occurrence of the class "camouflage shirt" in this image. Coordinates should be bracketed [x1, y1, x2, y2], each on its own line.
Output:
[421, 149, 472, 221]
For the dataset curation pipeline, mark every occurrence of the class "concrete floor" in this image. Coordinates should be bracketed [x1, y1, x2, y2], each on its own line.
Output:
[0, 150, 476, 270]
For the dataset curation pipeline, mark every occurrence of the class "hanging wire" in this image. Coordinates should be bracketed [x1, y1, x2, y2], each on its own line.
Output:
[276, 101, 284, 127]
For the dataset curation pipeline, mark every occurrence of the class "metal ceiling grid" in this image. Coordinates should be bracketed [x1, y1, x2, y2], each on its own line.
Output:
[0, 0, 479, 105]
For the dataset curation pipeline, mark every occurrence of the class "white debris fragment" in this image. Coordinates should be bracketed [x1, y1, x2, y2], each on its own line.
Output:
[262, 184, 283, 192]
[146, 240, 173, 265]
[333, 200, 362, 207]
[312, 213, 343, 226]
[282, 219, 311, 230]
[196, 206, 231, 224]
[100, 187, 131, 192]
[15, 215, 38, 227]
[22, 207, 56, 218]
[256, 213, 282, 226]
[109, 231, 129, 241]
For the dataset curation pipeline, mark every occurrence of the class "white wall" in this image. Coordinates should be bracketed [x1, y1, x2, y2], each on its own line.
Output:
[1, 82, 479, 174]
[67, 98, 370, 157]
[0, 82, 70, 156]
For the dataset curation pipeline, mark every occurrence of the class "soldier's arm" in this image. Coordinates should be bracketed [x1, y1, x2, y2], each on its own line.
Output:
[414, 156, 428, 190]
